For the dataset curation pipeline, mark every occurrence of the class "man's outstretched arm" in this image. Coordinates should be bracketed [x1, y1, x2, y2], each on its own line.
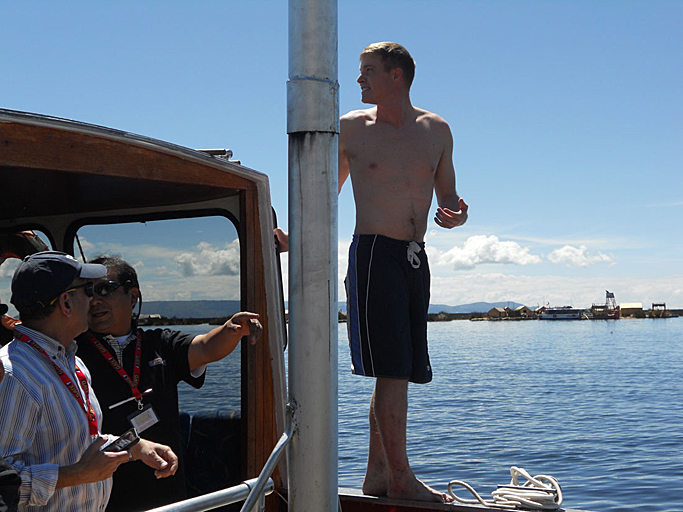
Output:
[187, 312, 262, 371]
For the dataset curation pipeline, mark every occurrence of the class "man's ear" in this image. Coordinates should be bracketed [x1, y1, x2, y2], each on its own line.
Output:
[130, 288, 141, 309]
[392, 67, 403, 83]
[58, 294, 72, 317]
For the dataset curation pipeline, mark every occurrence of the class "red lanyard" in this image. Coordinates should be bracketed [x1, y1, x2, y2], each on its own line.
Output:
[89, 333, 143, 400]
[15, 332, 99, 436]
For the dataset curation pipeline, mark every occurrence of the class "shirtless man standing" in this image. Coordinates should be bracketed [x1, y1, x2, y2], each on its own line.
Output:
[272, 41, 468, 503]
[341, 42, 468, 503]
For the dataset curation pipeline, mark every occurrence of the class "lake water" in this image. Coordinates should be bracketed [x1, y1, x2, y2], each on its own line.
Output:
[178, 318, 683, 512]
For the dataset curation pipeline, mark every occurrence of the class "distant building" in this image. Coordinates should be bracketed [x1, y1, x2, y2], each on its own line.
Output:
[619, 303, 643, 317]
[139, 313, 162, 320]
[511, 305, 533, 318]
[487, 307, 507, 319]
[137, 313, 163, 326]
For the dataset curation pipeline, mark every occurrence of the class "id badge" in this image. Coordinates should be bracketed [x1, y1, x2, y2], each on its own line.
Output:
[127, 403, 159, 433]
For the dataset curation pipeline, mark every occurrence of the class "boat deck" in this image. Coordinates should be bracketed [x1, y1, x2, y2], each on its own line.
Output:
[338, 488, 594, 512]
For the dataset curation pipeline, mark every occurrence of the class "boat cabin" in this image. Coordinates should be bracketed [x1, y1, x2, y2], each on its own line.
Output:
[0, 108, 288, 511]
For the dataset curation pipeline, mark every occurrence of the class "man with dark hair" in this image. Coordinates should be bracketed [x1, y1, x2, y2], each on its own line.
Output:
[76, 255, 262, 511]
[340, 42, 468, 503]
[0, 252, 178, 512]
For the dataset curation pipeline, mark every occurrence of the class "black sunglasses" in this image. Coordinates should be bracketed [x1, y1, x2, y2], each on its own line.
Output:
[50, 281, 94, 305]
[93, 281, 124, 297]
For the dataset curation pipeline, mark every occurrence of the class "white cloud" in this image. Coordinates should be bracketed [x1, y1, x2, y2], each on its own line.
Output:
[429, 235, 541, 270]
[87, 244, 186, 262]
[141, 274, 241, 301]
[75, 236, 95, 253]
[174, 240, 241, 277]
[548, 245, 614, 267]
[0, 259, 20, 279]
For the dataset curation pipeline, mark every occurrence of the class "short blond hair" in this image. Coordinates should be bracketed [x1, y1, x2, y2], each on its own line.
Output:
[361, 42, 415, 88]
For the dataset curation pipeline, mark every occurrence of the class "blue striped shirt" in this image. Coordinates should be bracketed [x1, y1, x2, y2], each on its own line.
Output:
[0, 325, 111, 511]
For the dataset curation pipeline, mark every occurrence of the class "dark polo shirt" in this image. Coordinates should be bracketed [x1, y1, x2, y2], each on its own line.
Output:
[77, 328, 204, 512]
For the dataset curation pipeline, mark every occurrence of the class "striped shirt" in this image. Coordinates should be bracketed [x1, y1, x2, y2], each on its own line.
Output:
[0, 325, 111, 512]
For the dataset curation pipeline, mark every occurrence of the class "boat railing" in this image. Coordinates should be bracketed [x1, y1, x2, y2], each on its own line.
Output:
[144, 477, 274, 512]
[145, 405, 296, 512]
[239, 407, 295, 512]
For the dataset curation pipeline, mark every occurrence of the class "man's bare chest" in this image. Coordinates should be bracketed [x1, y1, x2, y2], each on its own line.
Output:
[346, 128, 441, 178]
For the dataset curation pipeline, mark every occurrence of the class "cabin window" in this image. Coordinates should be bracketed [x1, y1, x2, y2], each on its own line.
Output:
[74, 215, 242, 413]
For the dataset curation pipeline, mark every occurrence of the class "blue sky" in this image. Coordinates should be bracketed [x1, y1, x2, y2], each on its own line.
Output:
[1, 0, 681, 308]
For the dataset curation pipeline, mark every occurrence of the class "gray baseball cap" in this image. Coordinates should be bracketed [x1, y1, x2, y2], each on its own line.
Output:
[10, 251, 107, 310]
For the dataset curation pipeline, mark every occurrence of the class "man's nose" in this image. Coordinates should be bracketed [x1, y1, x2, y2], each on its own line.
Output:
[357, 74, 363, 83]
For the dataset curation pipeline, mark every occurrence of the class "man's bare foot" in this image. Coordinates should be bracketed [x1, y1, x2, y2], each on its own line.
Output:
[387, 477, 454, 504]
[362, 481, 387, 497]
[362, 466, 388, 496]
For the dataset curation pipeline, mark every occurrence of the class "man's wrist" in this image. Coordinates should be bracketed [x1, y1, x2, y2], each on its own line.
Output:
[56, 462, 80, 489]
[129, 441, 142, 462]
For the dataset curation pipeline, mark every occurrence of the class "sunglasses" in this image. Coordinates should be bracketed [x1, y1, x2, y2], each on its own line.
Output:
[93, 281, 124, 297]
[49, 281, 94, 305]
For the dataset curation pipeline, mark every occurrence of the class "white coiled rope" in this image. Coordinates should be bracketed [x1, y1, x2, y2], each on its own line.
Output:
[447, 466, 563, 510]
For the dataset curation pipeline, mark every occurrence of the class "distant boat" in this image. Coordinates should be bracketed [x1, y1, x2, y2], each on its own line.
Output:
[539, 306, 589, 320]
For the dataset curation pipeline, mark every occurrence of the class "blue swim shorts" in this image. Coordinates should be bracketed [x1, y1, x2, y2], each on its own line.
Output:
[345, 234, 432, 384]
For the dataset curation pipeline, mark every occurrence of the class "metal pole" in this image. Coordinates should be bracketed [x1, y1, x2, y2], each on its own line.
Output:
[287, 1, 339, 511]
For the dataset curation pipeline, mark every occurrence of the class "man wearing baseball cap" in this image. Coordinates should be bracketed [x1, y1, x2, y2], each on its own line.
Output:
[0, 252, 178, 511]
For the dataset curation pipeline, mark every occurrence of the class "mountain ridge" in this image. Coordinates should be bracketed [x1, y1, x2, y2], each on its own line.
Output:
[142, 300, 525, 318]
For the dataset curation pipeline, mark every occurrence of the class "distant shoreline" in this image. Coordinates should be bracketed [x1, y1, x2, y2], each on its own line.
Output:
[138, 313, 478, 326]
[139, 309, 683, 327]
